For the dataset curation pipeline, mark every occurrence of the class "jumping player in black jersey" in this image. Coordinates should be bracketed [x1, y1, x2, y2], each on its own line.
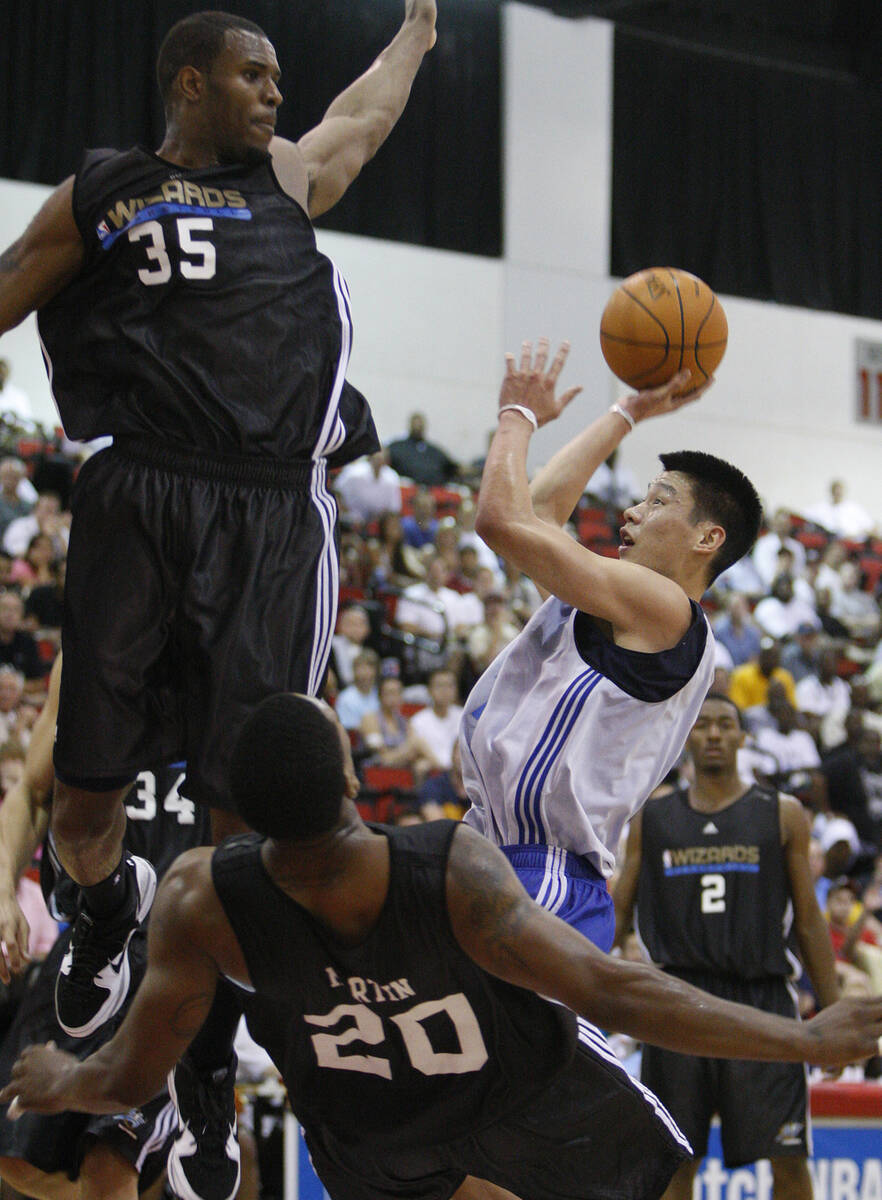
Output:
[3, 694, 880, 1200]
[613, 693, 841, 1200]
[0, 5, 435, 1198]
[0, 656, 211, 1200]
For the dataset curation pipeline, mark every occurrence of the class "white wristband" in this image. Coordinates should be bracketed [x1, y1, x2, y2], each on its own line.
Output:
[498, 404, 538, 432]
[609, 402, 636, 432]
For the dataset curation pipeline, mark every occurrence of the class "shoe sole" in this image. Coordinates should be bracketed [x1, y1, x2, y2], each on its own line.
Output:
[55, 857, 158, 1039]
[166, 1062, 241, 1200]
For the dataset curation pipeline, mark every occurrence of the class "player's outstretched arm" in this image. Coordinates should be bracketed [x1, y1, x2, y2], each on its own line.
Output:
[0, 849, 223, 1116]
[291, 0, 436, 218]
[0, 655, 61, 981]
[0, 179, 84, 336]
[446, 824, 882, 1068]
[610, 810, 643, 950]
[781, 795, 840, 1009]
[475, 340, 695, 647]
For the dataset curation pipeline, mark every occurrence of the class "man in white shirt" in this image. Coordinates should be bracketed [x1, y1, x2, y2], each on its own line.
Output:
[795, 645, 852, 750]
[806, 480, 875, 542]
[409, 667, 463, 769]
[753, 574, 820, 640]
[334, 450, 402, 527]
[395, 552, 463, 642]
[752, 510, 806, 587]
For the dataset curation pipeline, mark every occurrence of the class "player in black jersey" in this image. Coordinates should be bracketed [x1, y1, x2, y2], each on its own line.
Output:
[0, 656, 211, 1200]
[613, 693, 841, 1200]
[0, 5, 435, 1197]
[4, 694, 880, 1200]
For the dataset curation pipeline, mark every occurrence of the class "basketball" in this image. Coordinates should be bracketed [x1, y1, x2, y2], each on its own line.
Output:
[599, 267, 727, 393]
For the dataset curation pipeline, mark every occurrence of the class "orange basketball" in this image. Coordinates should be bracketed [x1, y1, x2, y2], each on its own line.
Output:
[599, 267, 727, 393]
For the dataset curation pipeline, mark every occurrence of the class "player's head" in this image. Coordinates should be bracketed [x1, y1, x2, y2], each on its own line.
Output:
[229, 693, 347, 841]
[622, 451, 762, 587]
[687, 692, 745, 775]
[156, 11, 281, 160]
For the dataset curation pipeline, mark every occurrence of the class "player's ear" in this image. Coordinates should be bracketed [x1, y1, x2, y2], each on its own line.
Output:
[696, 523, 725, 555]
[176, 66, 206, 105]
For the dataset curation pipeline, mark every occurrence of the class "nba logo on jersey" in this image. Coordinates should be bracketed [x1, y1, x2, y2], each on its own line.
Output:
[662, 849, 672, 869]
[96, 220, 111, 243]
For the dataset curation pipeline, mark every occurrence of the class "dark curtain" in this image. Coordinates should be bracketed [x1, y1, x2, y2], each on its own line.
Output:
[0, 0, 501, 256]
[611, 28, 882, 318]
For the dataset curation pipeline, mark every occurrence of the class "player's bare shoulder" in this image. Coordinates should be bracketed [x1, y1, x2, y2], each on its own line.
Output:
[268, 136, 310, 211]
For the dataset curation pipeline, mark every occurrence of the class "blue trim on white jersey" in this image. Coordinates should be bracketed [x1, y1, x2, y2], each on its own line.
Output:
[514, 669, 603, 843]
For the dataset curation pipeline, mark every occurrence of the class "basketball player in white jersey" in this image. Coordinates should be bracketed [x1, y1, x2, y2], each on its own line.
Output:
[461, 339, 763, 951]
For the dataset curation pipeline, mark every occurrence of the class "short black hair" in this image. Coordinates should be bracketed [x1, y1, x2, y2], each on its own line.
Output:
[700, 691, 744, 728]
[229, 694, 345, 841]
[658, 450, 763, 583]
[156, 11, 267, 108]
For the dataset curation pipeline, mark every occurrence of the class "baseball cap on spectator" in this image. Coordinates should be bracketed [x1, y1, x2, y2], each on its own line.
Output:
[818, 816, 861, 857]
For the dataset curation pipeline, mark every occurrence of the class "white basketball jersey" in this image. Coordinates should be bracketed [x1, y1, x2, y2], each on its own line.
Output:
[460, 596, 716, 878]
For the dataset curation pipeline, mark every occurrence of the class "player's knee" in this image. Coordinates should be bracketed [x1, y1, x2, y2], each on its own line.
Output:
[51, 781, 128, 844]
[77, 1141, 138, 1200]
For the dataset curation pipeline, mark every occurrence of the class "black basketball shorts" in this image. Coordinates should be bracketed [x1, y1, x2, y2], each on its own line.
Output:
[0, 930, 175, 1191]
[305, 1019, 692, 1200]
[640, 972, 810, 1168]
[55, 438, 341, 811]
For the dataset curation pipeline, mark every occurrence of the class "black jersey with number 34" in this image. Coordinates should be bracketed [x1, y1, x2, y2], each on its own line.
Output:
[213, 820, 576, 1154]
[37, 147, 377, 463]
[635, 786, 792, 979]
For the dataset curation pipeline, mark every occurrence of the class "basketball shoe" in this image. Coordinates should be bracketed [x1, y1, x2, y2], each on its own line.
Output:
[55, 855, 157, 1038]
[166, 1050, 241, 1200]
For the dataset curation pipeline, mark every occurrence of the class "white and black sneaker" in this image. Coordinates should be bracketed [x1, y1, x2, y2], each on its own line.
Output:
[55, 855, 157, 1038]
[167, 1051, 241, 1200]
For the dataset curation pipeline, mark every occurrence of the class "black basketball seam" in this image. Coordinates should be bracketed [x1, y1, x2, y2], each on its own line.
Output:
[617, 284, 672, 353]
[665, 268, 685, 374]
[693, 294, 721, 382]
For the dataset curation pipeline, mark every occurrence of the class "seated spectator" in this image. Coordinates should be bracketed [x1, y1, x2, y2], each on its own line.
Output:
[814, 540, 848, 601]
[334, 648, 381, 731]
[0, 457, 33, 542]
[753, 699, 823, 798]
[360, 675, 440, 785]
[418, 740, 469, 821]
[820, 713, 879, 846]
[711, 552, 766, 603]
[830, 560, 881, 644]
[779, 622, 822, 684]
[0, 666, 36, 747]
[329, 603, 375, 690]
[815, 585, 851, 641]
[752, 509, 806, 588]
[825, 877, 882, 994]
[3, 491, 68, 560]
[501, 557, 542, 626]
[753, 573, 820, 640]
[408, 667, 464, 770]
[456, 496, 504, 582]
[395, 552, 464, 644]
[23, 559, 65, 633]
[9, 531, 56, 591]
[713, 594, 762, 667]
[447, 542, 480, 593]
[814, 816, 863, 908]
[795, 644, 852, 751]
[806, 479, 875, 542]
[0, 590, 48, 691]
[401, 487, 440, 551]
[729, 639, 797, 714]
[386, 412, 460, 487]
[434, 516, 463, 583]
[775, 546, 815, 605]
[334, 449, 403, 527]
[466, 591, 521, 679]
[369, 510, 425, 590]
[849, 677, 882, 739]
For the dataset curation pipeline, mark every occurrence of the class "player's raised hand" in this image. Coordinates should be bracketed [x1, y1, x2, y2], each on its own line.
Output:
[0, 1041, 76, 1116]
[498, 338, 582, 430]
[0, 890, 31, 985]
[406, 0, 437, 48]
[801, 995, 882, 1068]
[617, 370, 713, 427]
